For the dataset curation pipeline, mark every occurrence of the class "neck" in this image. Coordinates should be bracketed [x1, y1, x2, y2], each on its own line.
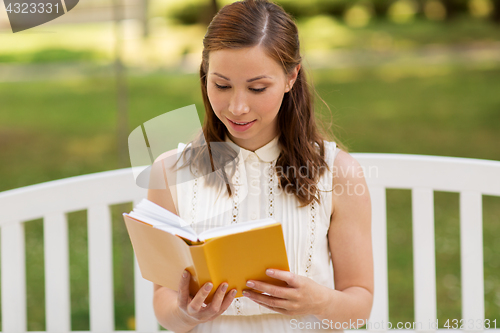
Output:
[227, 131, 278, 152]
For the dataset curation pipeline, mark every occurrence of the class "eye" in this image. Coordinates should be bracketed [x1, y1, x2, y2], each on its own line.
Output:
[215, 83, 267, 93]
[250, 87, 267, 93]
[215, 83, 230, 90]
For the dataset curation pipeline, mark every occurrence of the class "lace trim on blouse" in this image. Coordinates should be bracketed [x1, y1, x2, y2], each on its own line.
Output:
[191, 168, 199, 226]
[231, 163, 241, 224]
[266, 161, 276, 218]
[234, 298, 243, 315]
[305, 200, 317, 276]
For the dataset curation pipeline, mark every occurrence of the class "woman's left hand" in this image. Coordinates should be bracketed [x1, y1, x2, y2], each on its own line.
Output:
[243, 268, 329, 317]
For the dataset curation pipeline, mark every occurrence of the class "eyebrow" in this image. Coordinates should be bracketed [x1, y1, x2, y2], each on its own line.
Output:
[211, 73, 272, 82]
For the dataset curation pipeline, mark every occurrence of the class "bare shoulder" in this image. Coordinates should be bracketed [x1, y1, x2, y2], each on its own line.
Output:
[333, 149, 362, 173]
[331, 149, 371, 219]
[155, 148, 179, 166]
[328, 148, 374, 296]
[148, 148, 180, 214]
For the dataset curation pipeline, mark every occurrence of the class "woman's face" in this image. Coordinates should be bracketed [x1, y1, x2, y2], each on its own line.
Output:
[207, 45, 298, 151]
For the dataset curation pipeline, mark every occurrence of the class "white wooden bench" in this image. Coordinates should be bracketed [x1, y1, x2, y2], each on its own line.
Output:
[0, 153, 499, 332]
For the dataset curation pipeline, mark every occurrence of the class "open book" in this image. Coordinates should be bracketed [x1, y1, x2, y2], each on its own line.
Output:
[123, 199, 290, 303]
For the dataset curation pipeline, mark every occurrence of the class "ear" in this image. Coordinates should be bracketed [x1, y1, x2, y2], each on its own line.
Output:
[285, 64, 301, 93]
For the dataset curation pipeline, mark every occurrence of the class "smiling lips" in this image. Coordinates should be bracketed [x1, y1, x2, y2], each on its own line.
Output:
[228, 118, 256, 126]
[226, 117, 257, 132]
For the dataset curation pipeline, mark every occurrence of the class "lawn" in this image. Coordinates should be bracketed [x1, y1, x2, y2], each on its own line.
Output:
[0, 65, 499, 329]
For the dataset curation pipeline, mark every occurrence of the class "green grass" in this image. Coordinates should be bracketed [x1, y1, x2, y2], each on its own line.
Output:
[0, 66, 499, 329]
[0, 48, 104, 64]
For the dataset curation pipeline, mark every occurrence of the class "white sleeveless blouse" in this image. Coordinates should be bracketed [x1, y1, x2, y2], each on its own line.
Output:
[176, 135, 340, 329]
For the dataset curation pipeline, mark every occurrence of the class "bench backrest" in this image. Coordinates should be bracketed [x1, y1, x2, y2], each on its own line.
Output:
[0, 153, 499, 332]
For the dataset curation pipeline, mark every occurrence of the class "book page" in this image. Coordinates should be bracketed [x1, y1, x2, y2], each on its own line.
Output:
[198, 218, 277, 241]
[129, 199, 198, 242]
[129, 199, 279, 243]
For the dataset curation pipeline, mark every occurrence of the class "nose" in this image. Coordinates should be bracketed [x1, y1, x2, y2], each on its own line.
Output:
[228, 90, 249, 116]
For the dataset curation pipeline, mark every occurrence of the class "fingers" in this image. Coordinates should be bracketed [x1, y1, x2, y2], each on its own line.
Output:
[245, 280, 290, 299]
[188, 282, 213, 313]
[266, 269, 298, 287]
[177, 270, 191, 309]
[179, 274, 239, 322]
[206, 282, 228, 313]
[243, 290, 288, 310]
[200, 283, 238, 318]
[217, 288, 237, 315]
[252, 298, 288, 315]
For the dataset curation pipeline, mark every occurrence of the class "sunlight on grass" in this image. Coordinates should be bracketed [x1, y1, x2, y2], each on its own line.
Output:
[1, 23, 115, 60]
[0, 20, 206, 68]
[299, 15, 354, 51]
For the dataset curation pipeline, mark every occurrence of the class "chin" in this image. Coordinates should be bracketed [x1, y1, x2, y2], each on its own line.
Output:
[227, 129, 253, 139]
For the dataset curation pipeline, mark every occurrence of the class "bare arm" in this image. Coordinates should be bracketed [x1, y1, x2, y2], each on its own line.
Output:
[153, 283, 198, 333]
[316, 150, 374, 327]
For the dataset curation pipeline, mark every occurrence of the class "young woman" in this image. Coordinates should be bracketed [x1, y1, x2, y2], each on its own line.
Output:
[148, 0, 373, 332]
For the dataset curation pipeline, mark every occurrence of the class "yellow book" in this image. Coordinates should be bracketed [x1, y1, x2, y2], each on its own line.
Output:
[123, 199, 289, 304]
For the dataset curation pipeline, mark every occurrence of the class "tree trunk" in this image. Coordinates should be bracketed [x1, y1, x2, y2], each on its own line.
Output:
[372, 0, 393, 18]
[113, 0, 129, 168]
[141, 0, 149, 37]
[202, 0, 219, 25]
[210, 0, 218, 15]
[441, 0, 468, 20]
[492, 2, 500, 24]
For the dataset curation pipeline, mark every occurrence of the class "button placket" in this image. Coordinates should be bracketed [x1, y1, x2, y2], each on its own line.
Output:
[246, 153, 260, 221]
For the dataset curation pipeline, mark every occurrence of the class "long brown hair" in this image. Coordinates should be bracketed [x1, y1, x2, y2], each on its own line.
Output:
[179, 0, 346, 206]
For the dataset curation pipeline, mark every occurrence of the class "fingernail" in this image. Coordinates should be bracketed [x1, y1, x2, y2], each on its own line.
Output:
[205, 283, 213, 291]
[182, 270, 188, 278]
[266, 269, 274, 275]
[242, 291, 249, 297]
[222, 283, 228, 292]
[246, 281, 255, 288]
[231, 289, 237, 296]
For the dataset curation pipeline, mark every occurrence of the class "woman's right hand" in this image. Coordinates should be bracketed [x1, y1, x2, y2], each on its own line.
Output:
[176, 270, 237, 325]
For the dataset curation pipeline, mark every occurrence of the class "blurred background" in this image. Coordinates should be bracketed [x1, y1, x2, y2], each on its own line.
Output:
[0, 0, 499, 330]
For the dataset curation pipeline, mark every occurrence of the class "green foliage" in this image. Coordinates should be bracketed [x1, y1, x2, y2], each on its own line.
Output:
[166, 0, 500, 25]
[0, 66, 499, 329]
[0, 48, 102, 64]
[167, 1, 216, 25]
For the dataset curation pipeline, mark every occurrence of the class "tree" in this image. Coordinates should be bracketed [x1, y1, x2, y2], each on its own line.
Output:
[210, 0, 219, 15]
[205, 0, 219, 24]
[440, 0, 468, 20]
[371, 0, 395, 18]
[113, 0, 129, 168]
[493, 1, 500, 23]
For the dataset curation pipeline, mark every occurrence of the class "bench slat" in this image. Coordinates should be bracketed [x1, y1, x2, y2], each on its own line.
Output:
[354, 154, 500, 196]
[412, 188, 437, 326]
[460, 191, 484, 327]
[88, 204, 115, 332]
[368, 186, 389, 327]
[133, 198, 159, 332]
[44, 212, 71, 332]
[1, 221, 27, 332]
[134, 258, 158, 332]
